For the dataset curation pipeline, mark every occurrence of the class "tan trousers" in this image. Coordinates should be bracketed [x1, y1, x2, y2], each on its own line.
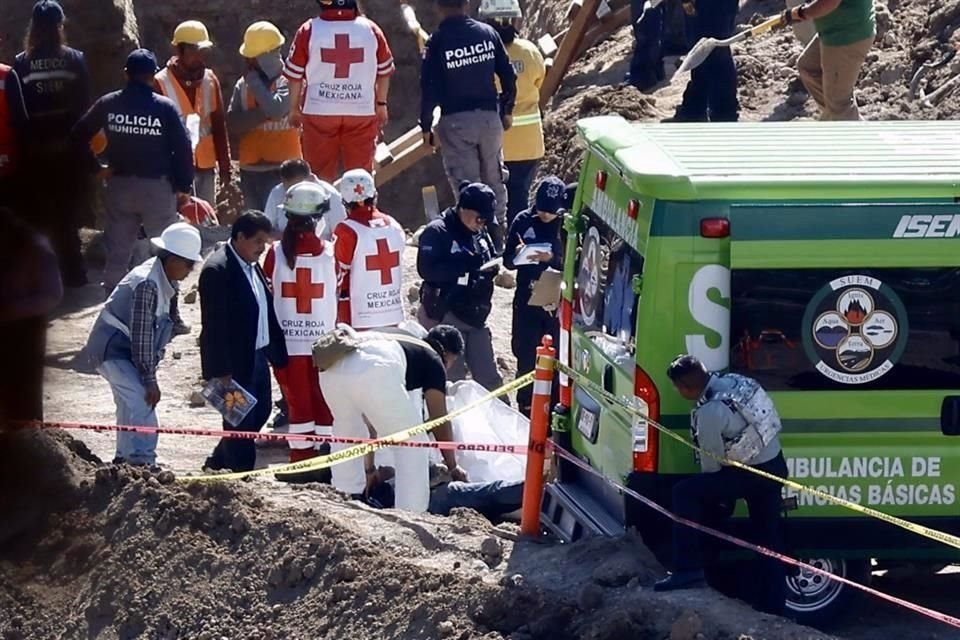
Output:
[798, 34, 874, 121]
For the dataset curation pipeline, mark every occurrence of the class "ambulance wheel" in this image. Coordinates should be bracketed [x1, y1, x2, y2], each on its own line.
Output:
[785, 557, 869, 627]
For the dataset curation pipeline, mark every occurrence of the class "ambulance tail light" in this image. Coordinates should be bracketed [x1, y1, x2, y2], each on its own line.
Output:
[558, 298, 573, 407]
[700, 218, 730, 238]
[632, 366, 660, 473]
[627, 199, 639, 220]
[595, 170, 608, 191]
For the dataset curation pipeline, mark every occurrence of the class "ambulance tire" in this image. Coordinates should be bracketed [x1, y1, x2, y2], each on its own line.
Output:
[784, 557, 870, 627]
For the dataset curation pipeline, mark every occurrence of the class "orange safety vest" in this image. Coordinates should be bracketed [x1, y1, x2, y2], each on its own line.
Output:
[155, 67, 218, 170]
[0, 64, 15, 177]
[237, 77, 301, 167]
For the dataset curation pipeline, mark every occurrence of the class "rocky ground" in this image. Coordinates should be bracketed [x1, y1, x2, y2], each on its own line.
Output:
[3, 0, 960, 637]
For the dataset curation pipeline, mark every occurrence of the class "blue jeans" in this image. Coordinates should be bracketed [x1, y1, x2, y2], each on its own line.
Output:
[97, 359, 158, 465]
[428, 480, 524, 518]
[677, 0, 739, 121]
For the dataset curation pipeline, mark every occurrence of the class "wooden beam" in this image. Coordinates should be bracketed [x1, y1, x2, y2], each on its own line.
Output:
[374, 139, 434, 187]
[577, 5, 631, 57]
[539, 0, 602, 108]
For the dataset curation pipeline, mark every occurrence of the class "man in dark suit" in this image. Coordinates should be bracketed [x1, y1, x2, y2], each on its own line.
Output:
[199, 211, 287, 471]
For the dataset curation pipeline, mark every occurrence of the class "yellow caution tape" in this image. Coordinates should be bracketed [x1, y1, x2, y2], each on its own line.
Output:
[556, 361, 960, 551]
[181, 373, 534, 483]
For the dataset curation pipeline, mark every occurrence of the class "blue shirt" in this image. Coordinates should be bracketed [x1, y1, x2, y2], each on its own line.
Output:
[72, 81, 194, 193]
[419, 15, 517, 132]
[14, 46, 90, 145]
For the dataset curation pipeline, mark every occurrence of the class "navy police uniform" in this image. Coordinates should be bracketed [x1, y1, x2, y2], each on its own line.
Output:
[417, 182, 505, 400]
[72, 49, 194, 295]
[671, 0, 739, 122]
[502, 176, 565, 414]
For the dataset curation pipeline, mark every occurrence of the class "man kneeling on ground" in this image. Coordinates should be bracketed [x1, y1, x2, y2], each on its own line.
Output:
[320, 324, 469, 512]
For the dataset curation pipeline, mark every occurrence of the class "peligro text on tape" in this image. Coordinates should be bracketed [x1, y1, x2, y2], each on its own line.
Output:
[550, 443, 960, 630]
[182, 373, 534, 482]
[30, 421, 526, 454]
[553, 360, 960, 552]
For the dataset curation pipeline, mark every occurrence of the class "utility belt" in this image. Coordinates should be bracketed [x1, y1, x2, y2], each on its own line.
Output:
[420, 278, 494, 329]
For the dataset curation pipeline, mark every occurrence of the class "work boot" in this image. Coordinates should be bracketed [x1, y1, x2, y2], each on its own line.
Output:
[661, 112, 708, 123]
[172, 320, 191, 336]
[653, 570, 706, 591]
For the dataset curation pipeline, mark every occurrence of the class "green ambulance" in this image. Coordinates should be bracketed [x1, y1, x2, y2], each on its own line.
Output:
[543, 115, 960, 625]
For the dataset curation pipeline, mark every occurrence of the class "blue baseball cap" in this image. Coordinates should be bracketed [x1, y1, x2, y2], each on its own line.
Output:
[534, 176, 568, 214]
[32, 1, 64, 26]
[125, 49, 159, 76]
[457, 181, 497, 223]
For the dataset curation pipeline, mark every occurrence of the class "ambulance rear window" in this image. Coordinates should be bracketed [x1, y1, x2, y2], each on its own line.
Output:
[730, 267, 960, 391]
[572, 208, 644, 342]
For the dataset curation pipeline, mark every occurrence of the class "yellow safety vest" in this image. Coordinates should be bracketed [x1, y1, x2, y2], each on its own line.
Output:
[501, 39, 546, 163]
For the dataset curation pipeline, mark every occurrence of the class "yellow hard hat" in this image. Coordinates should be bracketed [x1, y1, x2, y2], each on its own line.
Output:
[171, 20, 213, 49]
[239, 21, 285, 59]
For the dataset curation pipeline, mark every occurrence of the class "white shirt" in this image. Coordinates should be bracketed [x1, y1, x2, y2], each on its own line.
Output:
[263, 175, 346, 241]
[228, 241, 270, 350]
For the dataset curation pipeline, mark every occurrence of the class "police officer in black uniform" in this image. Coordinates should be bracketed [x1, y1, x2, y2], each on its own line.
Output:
[502, 176, 565, 415]
[416, 181, 505, 401]
[72, 49, 194, 298]
[655, 354, 788, 616]
[15, 0, 92, 286]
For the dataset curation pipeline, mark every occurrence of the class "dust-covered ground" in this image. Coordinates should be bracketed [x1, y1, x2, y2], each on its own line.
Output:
[1, 428, 841, 640]
[5, 0, 960, 637]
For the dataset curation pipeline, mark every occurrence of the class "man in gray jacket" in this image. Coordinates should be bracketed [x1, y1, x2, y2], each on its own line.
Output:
[228, 21, 301, 211]
[84, 222, 201, 466]
[654, 354, 788, 616]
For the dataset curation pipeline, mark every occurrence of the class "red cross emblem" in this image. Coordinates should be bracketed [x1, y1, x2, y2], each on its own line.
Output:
[365, 238, 401, 286]
[320, 33, 365, 79]
[353, 183, 365, 196]
[281, 267, 326, 314]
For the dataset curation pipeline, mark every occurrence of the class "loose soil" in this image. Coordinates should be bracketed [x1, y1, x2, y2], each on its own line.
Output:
[3, 0, 960, 637]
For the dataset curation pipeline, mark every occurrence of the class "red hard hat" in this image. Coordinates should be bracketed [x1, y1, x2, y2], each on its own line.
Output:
[179, 196, 218, 227]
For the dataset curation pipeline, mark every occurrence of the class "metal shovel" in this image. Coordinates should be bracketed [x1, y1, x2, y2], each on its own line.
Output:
[677, 13, 785, 74]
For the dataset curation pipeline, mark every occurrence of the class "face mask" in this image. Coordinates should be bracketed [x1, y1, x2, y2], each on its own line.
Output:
[257, 51, 284, 79]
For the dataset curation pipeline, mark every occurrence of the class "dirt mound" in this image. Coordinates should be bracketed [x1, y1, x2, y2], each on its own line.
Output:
[542, 84, 659, 182]
[0, 430, 836, 640]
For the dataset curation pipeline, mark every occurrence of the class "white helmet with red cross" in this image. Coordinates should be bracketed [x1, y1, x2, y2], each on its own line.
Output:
[339, 169, 377, 204]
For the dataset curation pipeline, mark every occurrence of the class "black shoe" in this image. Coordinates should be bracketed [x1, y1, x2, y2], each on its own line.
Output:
[653, 570, 706, 591]
[172, 321, 191, 336]
[661, 113, 708, 123]
[271, 408, 289, 429]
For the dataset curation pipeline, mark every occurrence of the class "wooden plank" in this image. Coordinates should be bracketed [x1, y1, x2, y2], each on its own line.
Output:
[422, 186, 441, 223]
[539, 0, 602, 108]
[577, 5, 631, 56]
[374, 138, 434, 187]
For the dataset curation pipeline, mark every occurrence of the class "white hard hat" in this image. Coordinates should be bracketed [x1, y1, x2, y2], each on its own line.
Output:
[281, 181, 332, 216]
[479, 0, 522, 19]
[151, 222, 202, 262]
[339, 168, 377, 204]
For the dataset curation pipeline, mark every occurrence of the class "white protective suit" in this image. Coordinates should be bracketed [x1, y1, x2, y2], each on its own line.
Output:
[319, 336, 431, 512]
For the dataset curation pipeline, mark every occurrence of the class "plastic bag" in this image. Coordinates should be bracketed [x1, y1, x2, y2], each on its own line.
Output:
[445, 380, 529, 483]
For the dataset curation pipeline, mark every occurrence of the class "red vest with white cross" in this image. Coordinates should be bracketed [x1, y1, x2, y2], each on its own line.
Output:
[343, 218, 405, 329]
[304, 17, 379, 117]
[271, 241, 338, 356]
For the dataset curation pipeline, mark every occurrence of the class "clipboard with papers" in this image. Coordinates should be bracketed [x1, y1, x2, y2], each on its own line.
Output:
[528, 268, 563, 308]
[514, 243, 553, 266]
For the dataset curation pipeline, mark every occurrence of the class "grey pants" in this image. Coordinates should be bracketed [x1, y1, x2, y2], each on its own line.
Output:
[194, 168, 216, 205]
[436, 111, 509, 227]
[103, 176, 178, 293]
[417, 305, 507, 405]
[240, 168, 281, 212]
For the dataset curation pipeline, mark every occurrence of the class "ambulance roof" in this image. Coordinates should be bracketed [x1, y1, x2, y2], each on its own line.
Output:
[577, 115, 960, 201]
